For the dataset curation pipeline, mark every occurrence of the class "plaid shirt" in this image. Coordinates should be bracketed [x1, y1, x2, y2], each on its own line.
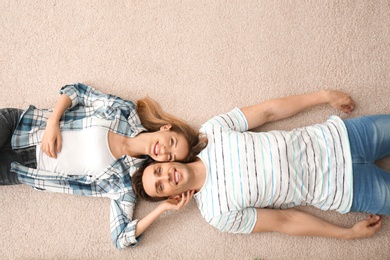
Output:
[11, 83, 147, 249]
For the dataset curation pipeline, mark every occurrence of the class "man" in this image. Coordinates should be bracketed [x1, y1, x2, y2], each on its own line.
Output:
[133, 89, 386, 240]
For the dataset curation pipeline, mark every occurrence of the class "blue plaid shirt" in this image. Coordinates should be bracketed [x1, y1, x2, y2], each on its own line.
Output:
[11, 83, 147, 249]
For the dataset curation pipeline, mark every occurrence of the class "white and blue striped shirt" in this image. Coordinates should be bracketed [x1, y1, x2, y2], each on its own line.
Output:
[195, 108, 353, 234]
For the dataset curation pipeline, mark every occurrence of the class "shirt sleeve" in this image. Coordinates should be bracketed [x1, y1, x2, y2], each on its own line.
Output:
[59, 83, 145, 136]
[201, 108, 248, 132]
[110, 192, 140, 249]
[208, 207, 257, 234]
[59, 83, 134, 115]
[59, 83, 92, 109]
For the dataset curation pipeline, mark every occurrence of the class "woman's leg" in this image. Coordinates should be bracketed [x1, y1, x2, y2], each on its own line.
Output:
[344, 115, 390, 215]
[0, 147, 37, 185]
[0, 108, 25, 185]
[0, 108, 23, 148]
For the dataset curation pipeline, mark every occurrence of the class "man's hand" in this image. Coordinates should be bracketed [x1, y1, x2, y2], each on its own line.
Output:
[161, 190, 195, 211]
[349, 214, 382, 239]
[135, 190, 196, 238]
[326, 90, 355, 115]
[40, 119, 62, 158]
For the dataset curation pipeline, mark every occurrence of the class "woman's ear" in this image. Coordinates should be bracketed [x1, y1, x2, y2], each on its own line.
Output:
[160, 124, 172, 131]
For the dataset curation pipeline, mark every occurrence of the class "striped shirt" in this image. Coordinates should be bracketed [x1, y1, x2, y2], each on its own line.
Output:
[11, 83, 147, 249]
[195, 108, 353, 234]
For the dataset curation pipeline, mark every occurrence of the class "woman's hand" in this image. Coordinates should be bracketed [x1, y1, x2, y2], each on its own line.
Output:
[326, 90, 355, 115]
[40, 119, 62, 158]
[40, 94, 72, 158]
[160, 190, 195, 211]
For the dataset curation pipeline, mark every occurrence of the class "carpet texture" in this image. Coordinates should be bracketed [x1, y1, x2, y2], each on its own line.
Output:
[1, 1, 389, 259]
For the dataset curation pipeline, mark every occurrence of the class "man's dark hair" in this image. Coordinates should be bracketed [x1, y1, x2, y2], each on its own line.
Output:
[132, 160, 168, 202]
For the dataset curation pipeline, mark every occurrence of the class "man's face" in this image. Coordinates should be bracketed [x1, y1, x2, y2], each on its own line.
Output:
[142, 162, 193, 198]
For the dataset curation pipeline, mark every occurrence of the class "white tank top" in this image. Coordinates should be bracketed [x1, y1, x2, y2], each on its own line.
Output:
[36, 127, 116, 176]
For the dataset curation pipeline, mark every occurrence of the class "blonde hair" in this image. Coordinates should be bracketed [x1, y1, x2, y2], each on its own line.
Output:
[136, 97, 207, 162]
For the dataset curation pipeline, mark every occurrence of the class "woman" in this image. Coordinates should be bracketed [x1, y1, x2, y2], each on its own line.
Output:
[0, 83, 206, 249]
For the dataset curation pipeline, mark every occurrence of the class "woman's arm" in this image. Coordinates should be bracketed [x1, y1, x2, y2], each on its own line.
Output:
[41, 83, 136, 158]
[252, 208, 381, 240]
[40, 94, 72, 158]
[240, 90, 355, 130]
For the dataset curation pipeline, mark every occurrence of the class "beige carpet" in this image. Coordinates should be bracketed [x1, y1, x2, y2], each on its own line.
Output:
[1, 1, 390, 259]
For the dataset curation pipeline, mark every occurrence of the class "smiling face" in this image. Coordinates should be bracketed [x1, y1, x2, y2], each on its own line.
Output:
[148, 125, 190, 162]
[142, 162, 193, 198]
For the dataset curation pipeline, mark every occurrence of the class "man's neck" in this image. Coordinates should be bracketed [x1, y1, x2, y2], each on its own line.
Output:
[189, 159, 207, 192]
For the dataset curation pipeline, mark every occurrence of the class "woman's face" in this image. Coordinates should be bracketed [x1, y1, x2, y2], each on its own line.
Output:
[148, 125, 190, 162]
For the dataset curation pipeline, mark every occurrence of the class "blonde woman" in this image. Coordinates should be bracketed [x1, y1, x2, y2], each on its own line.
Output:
[0, 83, 206, 249]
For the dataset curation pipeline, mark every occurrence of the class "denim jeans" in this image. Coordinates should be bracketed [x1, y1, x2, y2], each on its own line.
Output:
[0, 108, 36, 185]
[344, 115, 390, 215]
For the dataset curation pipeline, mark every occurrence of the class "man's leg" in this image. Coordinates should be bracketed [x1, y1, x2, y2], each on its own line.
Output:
[344, 115, 390, 161]
[350, 163, 390, 214]
[344, 115, 390, 214]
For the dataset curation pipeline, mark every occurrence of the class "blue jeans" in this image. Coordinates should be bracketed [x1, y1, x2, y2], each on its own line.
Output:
[0, 108, 36, 185]
[344, 115, 390, 215]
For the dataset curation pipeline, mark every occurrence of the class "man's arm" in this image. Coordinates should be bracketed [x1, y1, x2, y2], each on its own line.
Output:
[135, 190, 194, 237]
[111, 190, 194, 249]
[240, 90, 355, 130]
[252, 208, 381, 240]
